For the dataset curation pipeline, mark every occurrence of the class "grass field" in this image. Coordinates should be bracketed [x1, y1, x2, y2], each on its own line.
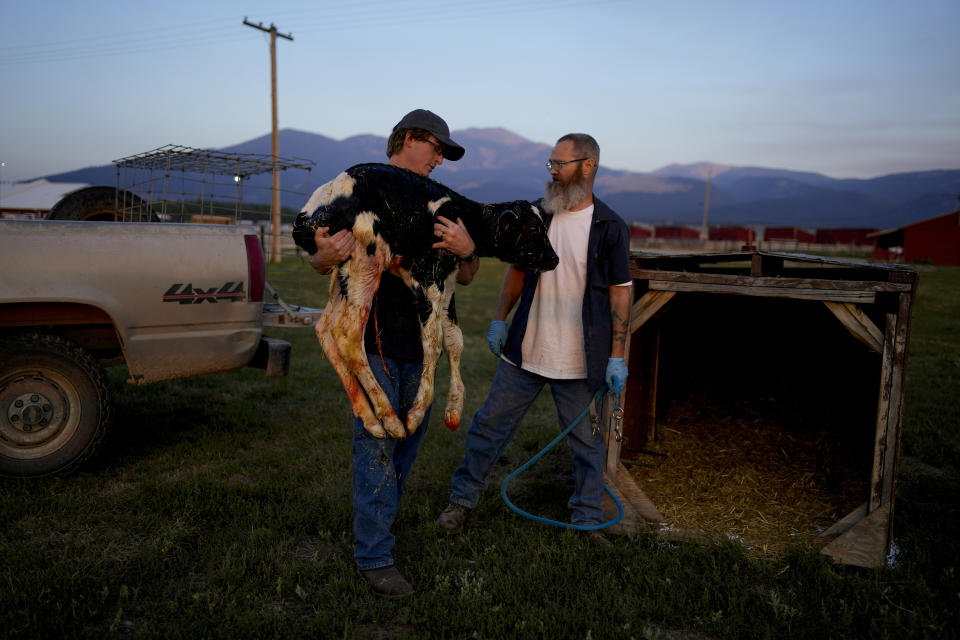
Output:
[2, 258, 958, 639]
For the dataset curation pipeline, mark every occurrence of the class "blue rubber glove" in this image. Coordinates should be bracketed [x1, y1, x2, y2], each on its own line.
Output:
[487, 320, 508, 357]
[605, 357, 628, 395]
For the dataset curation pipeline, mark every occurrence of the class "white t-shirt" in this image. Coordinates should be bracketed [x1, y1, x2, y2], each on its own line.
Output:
[520, 205, 594, 379]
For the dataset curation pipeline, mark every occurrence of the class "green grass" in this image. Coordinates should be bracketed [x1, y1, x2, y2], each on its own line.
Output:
[2, 261, 958, 639]
[900, 267, 960, 472]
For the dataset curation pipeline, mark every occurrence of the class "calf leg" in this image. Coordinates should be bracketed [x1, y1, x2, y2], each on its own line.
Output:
[317, 267, 405, 438]
[317, 218, 406, 438]
[316, 291, 386, 438]
[337, 322, 407, 439]
[405, 283, 445, 435]
[440, 277, 465, 430]
[336, 246, 407, 439]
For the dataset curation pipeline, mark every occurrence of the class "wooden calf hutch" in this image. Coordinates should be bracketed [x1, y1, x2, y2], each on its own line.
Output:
[600, 251, 917, 568]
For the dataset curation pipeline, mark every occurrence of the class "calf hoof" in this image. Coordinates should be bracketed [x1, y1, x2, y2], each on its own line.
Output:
[404, 409, 426, 436]
[443, 410, 460, 431]
[382, 414, 406, 439]
[363, 422, 387, 438]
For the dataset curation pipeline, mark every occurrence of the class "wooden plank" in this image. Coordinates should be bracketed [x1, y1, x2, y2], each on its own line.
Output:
[633, 269, 915, 293]
[629, 290, 676, 334]
[815, 502, 868, 544]
[751, 253, 783, 277]
[601, 490, 638, 533]
[621, 320, 660, 451]
[888, 269, 919, 284]
[602, 394, 617, 476]
[620, 289, 668, 461]
[649, 280, 876, 303]
[630, 251, 918, 279]
[602, 462, 666, 535]
[823, 301, 884, 353]
[881, 292, 914, 518]
[604, 291, 635, 476]
[870, 313, 897, 512]
[820, 503, 891, 568]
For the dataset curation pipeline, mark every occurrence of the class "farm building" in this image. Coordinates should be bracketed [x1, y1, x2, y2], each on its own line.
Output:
[815, 228, 877, 246]
[0, 179, 89, 218]
[872, 209, 960, 266]
[629, 222, 654, 239]
[708, 225, 751, 242]
[600, 251, 917, 568]
[763, 226, 815, 243]
[655, 225, 700, 240]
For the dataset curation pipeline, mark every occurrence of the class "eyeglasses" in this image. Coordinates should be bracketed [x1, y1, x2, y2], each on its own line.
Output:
[420, 137, 444, 156]
[546, 157, 588, 171]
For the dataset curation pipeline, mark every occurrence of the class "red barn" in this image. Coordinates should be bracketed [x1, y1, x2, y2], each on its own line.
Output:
[815, 228, 877, 246]
[873, 210, 960, 266]
[655, 225, 700, 240]
[764, 226, 814, 243]
[709, 226, 750, 242]
[629, 222, 654, 239]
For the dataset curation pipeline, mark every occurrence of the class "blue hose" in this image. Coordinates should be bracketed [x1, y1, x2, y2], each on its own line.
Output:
[500, 387, 624, 531]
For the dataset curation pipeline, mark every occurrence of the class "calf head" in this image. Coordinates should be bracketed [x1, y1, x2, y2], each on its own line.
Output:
[480, 201, 559, 272]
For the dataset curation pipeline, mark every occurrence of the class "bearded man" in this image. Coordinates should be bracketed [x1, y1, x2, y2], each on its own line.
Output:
[436, 133, 633, 545]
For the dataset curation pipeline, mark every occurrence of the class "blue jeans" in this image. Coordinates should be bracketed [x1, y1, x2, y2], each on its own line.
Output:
[449, 359, 605, 525]
[352, 355, 430, 571]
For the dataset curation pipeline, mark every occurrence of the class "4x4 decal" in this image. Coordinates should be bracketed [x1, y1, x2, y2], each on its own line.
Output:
[163, 282, 245, 304]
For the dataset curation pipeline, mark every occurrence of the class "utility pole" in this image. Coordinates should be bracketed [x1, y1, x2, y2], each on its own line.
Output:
[243, 17, 293, 264]
[699, 168, 713, 245]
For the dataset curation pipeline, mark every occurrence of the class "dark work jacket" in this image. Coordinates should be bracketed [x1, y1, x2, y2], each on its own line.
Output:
[501, 196, 631, 392]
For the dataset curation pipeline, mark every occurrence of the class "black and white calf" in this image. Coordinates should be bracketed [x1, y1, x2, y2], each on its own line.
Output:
[292, 163, 558, 439]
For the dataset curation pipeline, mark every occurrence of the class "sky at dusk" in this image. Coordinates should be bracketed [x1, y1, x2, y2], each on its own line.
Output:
[1, 0, 958, 183]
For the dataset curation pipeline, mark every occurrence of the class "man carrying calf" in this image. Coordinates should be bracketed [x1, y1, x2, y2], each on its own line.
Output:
[306, 109, 476, 598]
[301, 110, 558, 598]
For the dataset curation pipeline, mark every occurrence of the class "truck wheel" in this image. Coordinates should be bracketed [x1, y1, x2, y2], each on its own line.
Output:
[45, 185, 159, 222]
[0, 333, 113, 478]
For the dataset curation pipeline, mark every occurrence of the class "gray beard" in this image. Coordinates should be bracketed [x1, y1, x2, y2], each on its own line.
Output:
[543, 176, 589, 213]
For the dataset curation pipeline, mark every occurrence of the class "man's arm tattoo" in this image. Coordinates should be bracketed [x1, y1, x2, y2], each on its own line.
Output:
[611, 307, 628, 348]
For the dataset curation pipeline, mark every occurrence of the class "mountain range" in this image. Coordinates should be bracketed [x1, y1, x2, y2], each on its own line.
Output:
[44, 128, 960, 230]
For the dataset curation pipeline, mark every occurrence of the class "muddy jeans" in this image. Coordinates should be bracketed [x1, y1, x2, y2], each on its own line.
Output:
[352, 355, 431, 571]
[448, 359, 605, 525]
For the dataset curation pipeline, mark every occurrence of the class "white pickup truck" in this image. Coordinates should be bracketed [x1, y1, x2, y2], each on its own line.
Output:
[1, 145, 319, 477]
[0, 218, 309, 478]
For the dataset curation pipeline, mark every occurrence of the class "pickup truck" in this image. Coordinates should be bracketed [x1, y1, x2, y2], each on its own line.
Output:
[0, 218, 308, 478]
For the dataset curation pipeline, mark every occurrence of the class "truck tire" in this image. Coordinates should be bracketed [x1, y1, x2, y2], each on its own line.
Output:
[45, 185, 159, 222]
[0, 333, 113, 478]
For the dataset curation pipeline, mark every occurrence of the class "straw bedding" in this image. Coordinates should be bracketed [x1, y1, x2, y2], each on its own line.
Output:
[626, 392, 871, 557]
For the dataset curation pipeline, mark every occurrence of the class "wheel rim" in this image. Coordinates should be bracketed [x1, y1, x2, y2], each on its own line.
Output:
[0, 371, 81, 460]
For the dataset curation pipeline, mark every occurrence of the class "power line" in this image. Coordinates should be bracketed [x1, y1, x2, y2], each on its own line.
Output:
[0, 16, 230, 53]
[1, 32, 252, 65]
[1, 0, 625, 66]
[293, 0, 611, 31]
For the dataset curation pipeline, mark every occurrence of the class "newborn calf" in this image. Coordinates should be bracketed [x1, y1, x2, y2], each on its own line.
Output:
[292, 163, 558, 438]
